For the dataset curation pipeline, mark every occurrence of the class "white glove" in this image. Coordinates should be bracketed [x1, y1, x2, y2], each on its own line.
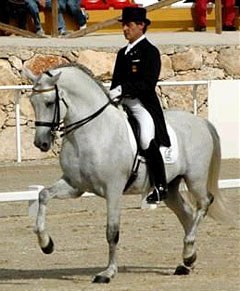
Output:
[109, 85, 122, 100]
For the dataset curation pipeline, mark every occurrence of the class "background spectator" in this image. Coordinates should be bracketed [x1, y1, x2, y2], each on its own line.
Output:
[58, 0, 87, 33]
[26, 0, 67, 35]
[45, 0, 68, 35]
[25, 0, 45, 35]
[195, 0, 237, 31]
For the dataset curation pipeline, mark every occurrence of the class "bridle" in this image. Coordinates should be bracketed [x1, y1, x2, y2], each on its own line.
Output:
[33, 84, 63, 133]
[33, 71, 114, 137]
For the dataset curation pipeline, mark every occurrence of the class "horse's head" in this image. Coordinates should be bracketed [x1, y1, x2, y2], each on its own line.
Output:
[24, 67, 67, 152]
[24, 64, 113, 151]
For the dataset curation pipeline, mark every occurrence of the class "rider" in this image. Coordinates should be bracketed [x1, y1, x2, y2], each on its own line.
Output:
[109, 7, 171, 204]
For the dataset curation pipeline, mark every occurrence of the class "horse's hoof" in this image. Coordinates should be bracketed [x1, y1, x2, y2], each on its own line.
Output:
[92, 275, 110, 284]
[184, 252, 197, 267]
[174, 265, 190, 275]
[41, 237, 54, 254]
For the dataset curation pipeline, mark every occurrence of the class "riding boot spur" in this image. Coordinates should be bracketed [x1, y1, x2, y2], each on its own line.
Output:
[143, 139, 168, 204]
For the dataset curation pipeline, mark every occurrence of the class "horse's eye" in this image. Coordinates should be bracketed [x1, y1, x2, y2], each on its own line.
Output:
[46, 101, 54, 107]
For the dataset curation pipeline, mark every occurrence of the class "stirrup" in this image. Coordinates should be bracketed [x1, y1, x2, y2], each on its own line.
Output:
[146, 186, 167, 204]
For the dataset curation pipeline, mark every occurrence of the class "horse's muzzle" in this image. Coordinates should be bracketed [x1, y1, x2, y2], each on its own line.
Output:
[34, 136, 52, 152]
[34, 140, 51, 152]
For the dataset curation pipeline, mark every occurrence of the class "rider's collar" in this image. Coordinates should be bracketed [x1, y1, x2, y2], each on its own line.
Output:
[125, 35, 146, 55]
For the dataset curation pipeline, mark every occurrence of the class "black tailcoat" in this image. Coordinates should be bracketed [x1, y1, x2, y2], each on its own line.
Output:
[111, 38, 171, 147]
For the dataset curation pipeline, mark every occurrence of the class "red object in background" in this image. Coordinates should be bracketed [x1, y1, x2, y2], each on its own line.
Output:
[108, 0, 139, 9]
[81, 0, 110, 10]
[195, 0, 236, 27]
[81, 0, 139, 10]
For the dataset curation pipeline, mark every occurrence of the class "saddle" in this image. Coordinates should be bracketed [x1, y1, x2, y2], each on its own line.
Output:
[122, 105, 178, 192]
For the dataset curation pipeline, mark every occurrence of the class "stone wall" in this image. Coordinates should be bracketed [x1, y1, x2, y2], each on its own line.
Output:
[0, 45, 239, 161]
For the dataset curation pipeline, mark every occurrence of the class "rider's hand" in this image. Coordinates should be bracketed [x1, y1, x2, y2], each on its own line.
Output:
[109, 85, 122, 101]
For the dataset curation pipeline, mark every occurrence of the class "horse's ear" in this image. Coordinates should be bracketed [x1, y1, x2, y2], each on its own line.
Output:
[50, 72, 62, 85]
[22, 67, 39, 83]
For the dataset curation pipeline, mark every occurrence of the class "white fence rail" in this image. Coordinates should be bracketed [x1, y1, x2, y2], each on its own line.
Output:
[0, 185, 95, 217]
[9, 189, 87, 216]
[1, 179, 239, 217]
[0, 85, 33, 163]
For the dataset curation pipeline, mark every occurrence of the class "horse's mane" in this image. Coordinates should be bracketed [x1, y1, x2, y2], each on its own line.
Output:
[48, 62, 109, 96]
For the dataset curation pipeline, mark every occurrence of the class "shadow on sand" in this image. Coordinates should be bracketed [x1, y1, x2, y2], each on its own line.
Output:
[0, 265, 175, 282]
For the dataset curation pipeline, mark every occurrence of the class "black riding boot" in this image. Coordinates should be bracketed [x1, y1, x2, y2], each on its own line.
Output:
[143, 140, 168, 204]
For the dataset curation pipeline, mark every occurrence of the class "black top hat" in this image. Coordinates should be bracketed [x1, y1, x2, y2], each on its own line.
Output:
[118, 7, 151, 26]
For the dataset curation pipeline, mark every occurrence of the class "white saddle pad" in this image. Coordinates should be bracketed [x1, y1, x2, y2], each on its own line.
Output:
[160, 123, 178, 164]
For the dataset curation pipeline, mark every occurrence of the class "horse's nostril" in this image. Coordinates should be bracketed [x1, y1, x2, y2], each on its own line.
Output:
[41, 142, 49, 151]
[34, 140, 49, 152]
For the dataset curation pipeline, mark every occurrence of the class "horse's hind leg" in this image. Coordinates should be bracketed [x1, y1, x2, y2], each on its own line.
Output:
[165, 177, 197, 274]
[34, 177, 80, 254]
[182, 177, 214, 264]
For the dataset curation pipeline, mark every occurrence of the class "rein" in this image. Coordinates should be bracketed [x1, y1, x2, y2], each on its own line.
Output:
[33, 71, 113, 137]
[61, 100, 112, 137]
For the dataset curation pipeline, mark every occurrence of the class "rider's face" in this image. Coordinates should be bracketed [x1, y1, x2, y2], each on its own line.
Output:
[122, 21, 145, 43]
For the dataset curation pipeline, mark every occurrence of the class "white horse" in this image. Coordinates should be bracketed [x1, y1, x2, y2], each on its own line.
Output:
[25, 64, 231, 283]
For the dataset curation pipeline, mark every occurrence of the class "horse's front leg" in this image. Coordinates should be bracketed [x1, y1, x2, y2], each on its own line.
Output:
[34, 177, 80, 254]
[93, 191, 121, 283]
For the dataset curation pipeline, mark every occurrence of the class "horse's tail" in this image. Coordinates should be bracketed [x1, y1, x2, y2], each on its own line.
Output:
[206, 120, 237, 226]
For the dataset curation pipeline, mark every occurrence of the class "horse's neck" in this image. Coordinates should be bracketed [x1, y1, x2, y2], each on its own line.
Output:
[60, 72, 108, 125]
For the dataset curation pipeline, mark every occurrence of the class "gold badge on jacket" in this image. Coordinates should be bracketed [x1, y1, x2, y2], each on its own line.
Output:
[131, 59, 140, 73]
[132, 65, 137, 72]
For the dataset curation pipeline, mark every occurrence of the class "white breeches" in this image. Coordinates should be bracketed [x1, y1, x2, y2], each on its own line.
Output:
[123, 98, 155, 150]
